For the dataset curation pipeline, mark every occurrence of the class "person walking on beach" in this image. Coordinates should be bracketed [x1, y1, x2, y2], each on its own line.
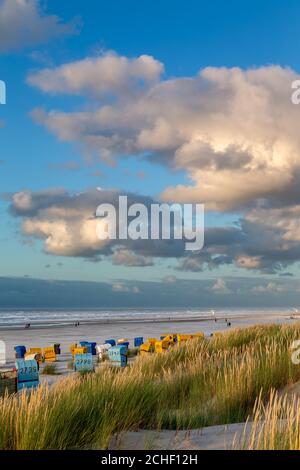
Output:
[211, 310, 217, 322]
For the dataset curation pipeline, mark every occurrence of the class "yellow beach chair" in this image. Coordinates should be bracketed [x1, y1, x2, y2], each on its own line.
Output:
[147, 338, 158, 346]
[70, 344, 77, 355]
[155, 340, 169, 354]
[25, 348, 43, 364]
[72, 347, 88, 356]
[139, 343, 154, 355]
[161, 334, 177, 344]
[43, 347, 56, 362]
[177, 334, 193, 343]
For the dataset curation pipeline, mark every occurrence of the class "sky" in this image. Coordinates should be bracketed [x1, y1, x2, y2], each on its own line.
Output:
[1, 0, 300, 307]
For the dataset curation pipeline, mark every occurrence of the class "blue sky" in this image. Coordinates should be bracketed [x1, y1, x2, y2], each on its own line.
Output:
[1, 1, 300, 306]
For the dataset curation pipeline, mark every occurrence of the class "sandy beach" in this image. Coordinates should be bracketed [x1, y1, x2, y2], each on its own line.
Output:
[1, 310, 298, 367]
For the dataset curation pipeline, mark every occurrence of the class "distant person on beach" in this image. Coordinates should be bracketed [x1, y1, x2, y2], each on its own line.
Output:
[25, 323, 31, 329]
[211, 310, 217, 322]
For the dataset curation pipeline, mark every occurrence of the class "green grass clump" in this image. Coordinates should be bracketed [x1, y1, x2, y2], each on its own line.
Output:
[42, 364, 60, 375]
[1, 323, 300, 449]
[127, 348, 139, 358]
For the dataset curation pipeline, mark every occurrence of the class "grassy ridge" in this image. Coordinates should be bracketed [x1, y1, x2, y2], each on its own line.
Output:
[245, 390, 300, 450]
[1, 323, 300, 449]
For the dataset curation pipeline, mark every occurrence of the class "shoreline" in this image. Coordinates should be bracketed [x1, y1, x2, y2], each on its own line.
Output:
[0, 311, 298, 331]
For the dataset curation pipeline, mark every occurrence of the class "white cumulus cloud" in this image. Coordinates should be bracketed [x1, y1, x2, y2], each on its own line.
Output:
[28, 52, 164, 95]
[28, 58, 300, 211]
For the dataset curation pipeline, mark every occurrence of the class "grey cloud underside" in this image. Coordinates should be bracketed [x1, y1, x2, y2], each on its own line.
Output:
[5, 188, 300, 273]
[6, 188, 190, 262]
[179, 219, 300, 274]
[0, 0, 79, 53]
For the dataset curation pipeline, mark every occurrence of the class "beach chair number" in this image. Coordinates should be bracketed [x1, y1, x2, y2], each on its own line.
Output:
[74, 354, 94, 372]
[77, 359, 91, 365]
[19, 366, 37, 374]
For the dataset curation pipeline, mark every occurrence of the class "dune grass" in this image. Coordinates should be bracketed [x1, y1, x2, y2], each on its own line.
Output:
[1, 323, 300, 449]
[42, 364, 59, 375]
[241, 390, 300, 450]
